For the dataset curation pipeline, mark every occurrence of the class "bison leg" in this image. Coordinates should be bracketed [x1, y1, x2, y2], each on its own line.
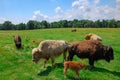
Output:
[89, 58, 95, 70]
[67, 52, 74, 61]
[75, 70, 79, 77]
[67, 48, 75, 61]
[64, 66, 68, 78]
[44, 58, 49, 68]
[63, 50, 67, 62]
[51, 57, 55, 68]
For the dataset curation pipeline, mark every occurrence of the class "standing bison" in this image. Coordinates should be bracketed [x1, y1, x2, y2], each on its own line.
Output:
[14, 35, 22, 49]
[67, 40, 114, 70]
[32, 40, 68, 68]
[71, 29, 77, 32]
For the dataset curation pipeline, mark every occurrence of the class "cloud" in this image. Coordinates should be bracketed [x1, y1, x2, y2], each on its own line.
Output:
[1, 0, 119, 24]
[55, 6, 63, 13]
[0, 18, 7, 23]
[114, 0, 120, 20]
[72, 0, 89, 8]
[94, 0, 100, 4]
[31, 0, 120, 23]
[32, 10, 48, 21]
[72, 0, 80, 7]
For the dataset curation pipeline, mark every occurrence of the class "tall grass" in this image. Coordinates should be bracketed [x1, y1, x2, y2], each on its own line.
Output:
[0, 28, 120, 80]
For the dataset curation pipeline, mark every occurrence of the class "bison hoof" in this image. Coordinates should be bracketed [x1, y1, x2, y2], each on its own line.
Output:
[90, 66, 94, 71]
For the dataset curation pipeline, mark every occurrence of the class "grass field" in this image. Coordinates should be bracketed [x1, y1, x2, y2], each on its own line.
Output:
[0, 28, 120, 80]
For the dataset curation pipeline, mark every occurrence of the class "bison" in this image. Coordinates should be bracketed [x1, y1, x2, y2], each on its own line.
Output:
[64, 61, 86, 77]
[71, 29, 77, 32]
[32, 40, 68, 68]
[67, 40, 114, 70]
[85, 33, 102, 41]
[14, 35, 22, 49]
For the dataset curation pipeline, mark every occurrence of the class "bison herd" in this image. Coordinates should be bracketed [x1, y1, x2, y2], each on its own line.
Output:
[14, 33, 114, 77]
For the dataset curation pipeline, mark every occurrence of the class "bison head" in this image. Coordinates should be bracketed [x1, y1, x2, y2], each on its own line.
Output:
[104, 46, 114, 62]
[67, 45, 77, 61]
[16, 42, 21, 49]
[32, 48, 41, 64]
[85, 34, 92, 40]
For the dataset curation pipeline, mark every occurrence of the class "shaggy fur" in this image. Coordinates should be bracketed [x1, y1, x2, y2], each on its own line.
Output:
[32, 40, 68, 68]
[14, 35, 22, 49]
[64, 61, 86, 77]
[85, 33, 102, 41]
[67, 40, 114, 70]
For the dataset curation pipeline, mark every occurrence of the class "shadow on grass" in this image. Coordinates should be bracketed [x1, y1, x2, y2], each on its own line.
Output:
[37, 66, 51, 76]
[37, 63, 63, 76]
[94, 67, 120, 78]
[67, 76, 90, 80]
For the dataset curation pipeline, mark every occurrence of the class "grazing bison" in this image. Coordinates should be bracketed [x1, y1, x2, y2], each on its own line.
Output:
[67, 40, 114, 70]
[71, 29, 77, 32]
[85, 33, 102, 41]
[32, 40, 68, 68]
[14, 35, 22, 49]
[64, 61, 86, 77]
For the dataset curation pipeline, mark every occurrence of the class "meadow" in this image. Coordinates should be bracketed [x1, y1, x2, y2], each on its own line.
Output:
[0, 28, 120, 80]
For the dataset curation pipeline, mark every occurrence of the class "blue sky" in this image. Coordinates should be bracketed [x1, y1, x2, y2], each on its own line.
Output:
[0, 0, 120, 24]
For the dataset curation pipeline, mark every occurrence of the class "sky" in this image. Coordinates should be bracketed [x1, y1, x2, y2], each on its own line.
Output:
[0, 0, 120, 24]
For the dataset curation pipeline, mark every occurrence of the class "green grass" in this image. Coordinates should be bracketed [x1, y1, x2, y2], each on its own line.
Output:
[0, 28, 120, 80]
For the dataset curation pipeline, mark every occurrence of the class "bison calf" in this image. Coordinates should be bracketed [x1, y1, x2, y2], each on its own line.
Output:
[67, 40, 114, 70]
[64, 61, 86, 77]
[14, 35, 22, 49]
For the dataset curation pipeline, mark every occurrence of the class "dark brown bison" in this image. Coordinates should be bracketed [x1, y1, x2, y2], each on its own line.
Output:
[67, 40, 114, 70]
[14, 35, 22, 49]
[71, 29, 77, 32]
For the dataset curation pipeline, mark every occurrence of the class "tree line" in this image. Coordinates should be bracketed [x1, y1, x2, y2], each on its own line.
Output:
[0, 19, 120, 30]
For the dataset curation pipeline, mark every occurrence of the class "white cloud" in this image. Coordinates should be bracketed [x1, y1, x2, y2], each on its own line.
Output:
[31, 10, 48, 21]
[55, 6, 63, 13]
[72, 0, 89, 8]
[1, 0, 120, 24]
[114, 0, 120, 20]
[94, 0, 100, 4]
[72, 0, 80, 7]
[0, 18, 7, 23]
[31, 0, 120, 23]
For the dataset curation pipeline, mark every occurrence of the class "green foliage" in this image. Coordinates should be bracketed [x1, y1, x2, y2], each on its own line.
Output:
[0, 19, 120, 30]
[0, 28, 120, 80]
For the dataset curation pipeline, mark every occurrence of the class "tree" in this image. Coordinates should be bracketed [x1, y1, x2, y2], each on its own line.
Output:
[2, 21, 14, 30]
[41, 20, 50, 28]
[67, 21, 73, 28]
[72, 19, 79, 27]
[59, 20, 68, 28]
[51, 22, 60, 28]
[16, 23, 26, 30]
[94, 20, 102, 28]
[108, 19, 117, 28]
[116, 21, 120, 28]
[0, 24, 3, 30]
[27, 20, 35, 30]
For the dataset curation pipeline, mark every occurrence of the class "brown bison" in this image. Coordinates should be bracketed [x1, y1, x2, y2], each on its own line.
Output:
[67, 40, 114, 70]
[32, 40, 68, 68]
[71, 29, 77, 32]
[14, 35, 22, 49]
[64, 61, 86, 77]
[85, 33, 102, 41]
